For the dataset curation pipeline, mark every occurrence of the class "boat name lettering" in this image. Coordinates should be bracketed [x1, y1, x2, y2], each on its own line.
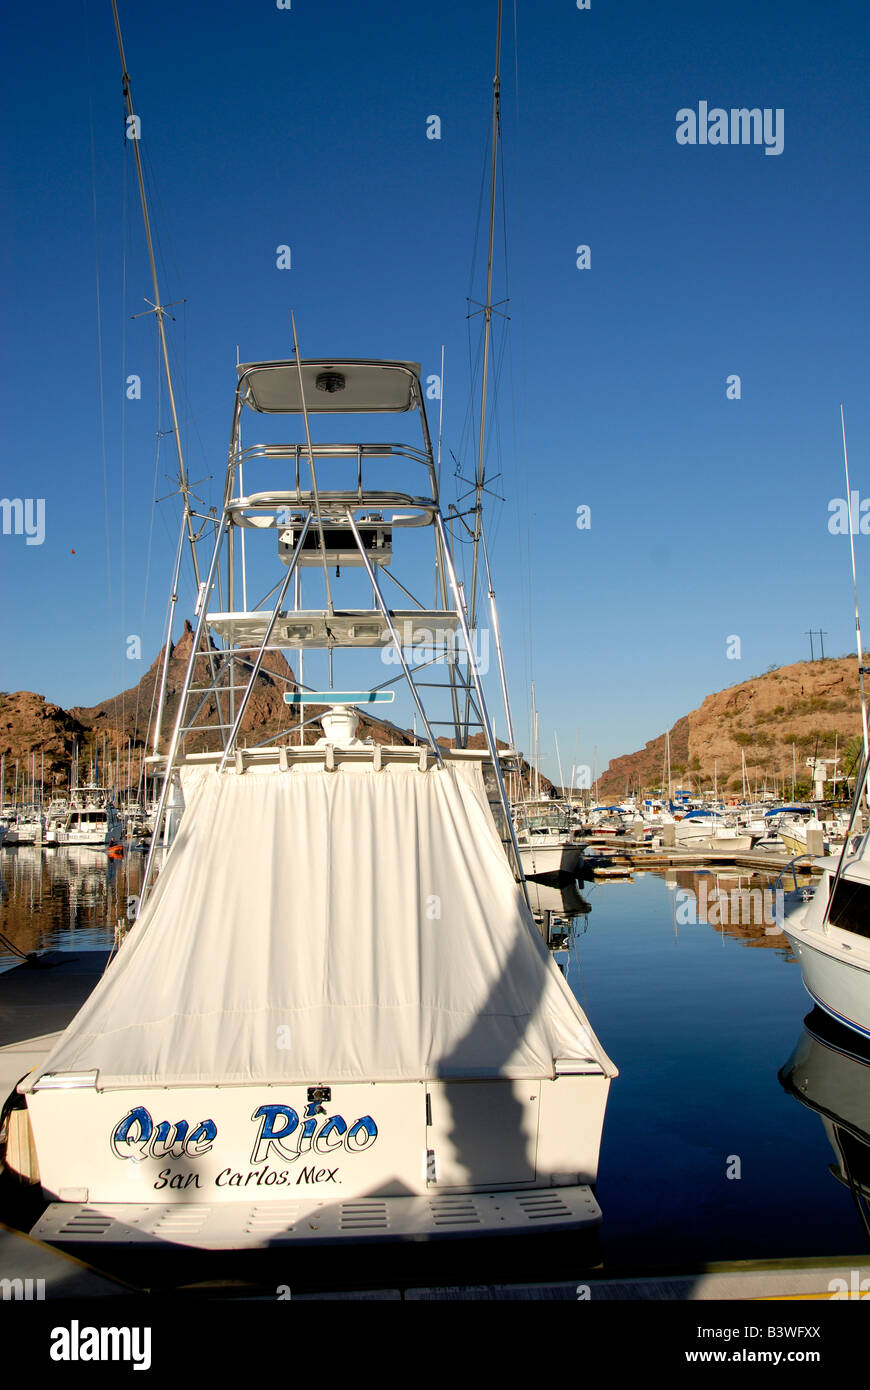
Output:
[251, 1103, 378, 1164]
[213, 1163, 339, 1187]
[111, 1106, 217, 1160]
[153, 1169, 202, 1190]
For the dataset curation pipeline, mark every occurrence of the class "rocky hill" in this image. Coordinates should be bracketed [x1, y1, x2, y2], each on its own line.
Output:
[599, 656, 864, 798]
[0, 692, 88, 789]
[1, 622, 549, 796]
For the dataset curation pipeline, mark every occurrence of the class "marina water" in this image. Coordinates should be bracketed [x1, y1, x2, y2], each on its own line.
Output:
[2, 847, 866, 1271]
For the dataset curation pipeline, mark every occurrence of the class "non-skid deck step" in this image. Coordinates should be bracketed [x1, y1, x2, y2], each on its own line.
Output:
[32, 1187, 602, 1249]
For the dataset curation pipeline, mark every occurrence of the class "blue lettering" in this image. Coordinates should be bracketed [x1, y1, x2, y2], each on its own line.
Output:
[152, 1119, 189, 1159]
[186, 1119, 217, 1156]
[111, 1106, 153, 1158]
[345, 1116, 378, 1151]
[251, 1105, 300, 1164]
[111, 1108, 216, 1161]
[313, 1115, 347, 1153]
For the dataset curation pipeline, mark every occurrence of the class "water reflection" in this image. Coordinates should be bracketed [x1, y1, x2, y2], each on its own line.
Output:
[665, 867, 797, 956]
[526, 875, 591, 952]
[0, 845, 144, 963]
[779, 1009, 870, 1243]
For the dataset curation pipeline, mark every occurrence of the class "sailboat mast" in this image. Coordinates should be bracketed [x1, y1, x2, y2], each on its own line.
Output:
[554, 733, 565, 797]
[110, 0, 202, 590]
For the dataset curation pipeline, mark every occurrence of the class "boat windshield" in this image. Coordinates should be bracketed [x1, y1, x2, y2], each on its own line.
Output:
[519, 807, 571, 833]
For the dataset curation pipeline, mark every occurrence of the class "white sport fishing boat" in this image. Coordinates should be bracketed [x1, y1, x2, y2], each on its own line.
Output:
[783, 769, 870, 1040]
[513, 799, 584, 877]
[44, 786, 124, 848]
[6, 355, 616, 1253]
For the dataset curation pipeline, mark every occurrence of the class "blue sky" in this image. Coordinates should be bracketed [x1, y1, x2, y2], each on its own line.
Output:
[1, 0, 868, 782]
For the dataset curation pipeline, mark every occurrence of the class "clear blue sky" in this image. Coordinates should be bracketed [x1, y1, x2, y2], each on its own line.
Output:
[2, 0, 868, 783]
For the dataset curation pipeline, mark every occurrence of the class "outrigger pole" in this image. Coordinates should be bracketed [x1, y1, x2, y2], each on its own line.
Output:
[111, 1, 223, 761]
[468, 0, 504, 637]
[111, 0, 202, 590]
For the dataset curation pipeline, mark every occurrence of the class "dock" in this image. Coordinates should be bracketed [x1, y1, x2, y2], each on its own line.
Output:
[578, 838, 822, 877]
[0, 952, 111, 1099]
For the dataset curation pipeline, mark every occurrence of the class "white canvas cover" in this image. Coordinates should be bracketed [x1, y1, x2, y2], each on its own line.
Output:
[25, 762, 611, 1090]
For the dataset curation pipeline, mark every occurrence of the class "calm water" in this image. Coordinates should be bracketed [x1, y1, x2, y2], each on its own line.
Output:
[569, 868, 869, 1268]
[1, 846, 867, 1270]
[0, 845, 144, 962]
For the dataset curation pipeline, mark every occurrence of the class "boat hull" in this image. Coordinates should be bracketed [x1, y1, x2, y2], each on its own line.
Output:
[22, 1072, 611, 1207]
[783, 923, 870, 1040]
[518, 843, 583, 877]
[673, 828, 753, 853]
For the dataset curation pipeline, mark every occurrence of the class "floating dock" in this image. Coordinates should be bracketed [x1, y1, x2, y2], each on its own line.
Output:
[579, 838, 822, 876]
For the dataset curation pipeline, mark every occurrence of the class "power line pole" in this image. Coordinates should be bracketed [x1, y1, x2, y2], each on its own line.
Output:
[805, 629, 815, 662]
[818, 628, 828, 659]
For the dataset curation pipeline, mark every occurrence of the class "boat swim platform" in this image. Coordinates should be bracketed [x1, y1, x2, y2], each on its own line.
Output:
[0, 1220, 135, 1298]
[31, 1187, 603, 1251]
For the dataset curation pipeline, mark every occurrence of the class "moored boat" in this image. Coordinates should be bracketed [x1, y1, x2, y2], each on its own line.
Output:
[782, 792, 870, 1040]
[513, 799, 584, 877]
[4, 355, 616, 1253]
[44, 786, 124, 848]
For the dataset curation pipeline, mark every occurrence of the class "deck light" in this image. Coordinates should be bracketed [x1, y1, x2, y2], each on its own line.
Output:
[315, 371, 346, 394]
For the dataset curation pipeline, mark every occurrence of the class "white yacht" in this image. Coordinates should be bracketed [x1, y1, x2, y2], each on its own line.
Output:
[2, 807, 44, 847]
[513, 799, 584, 877]
[672, 810, 754, 853]
[5, 356, 616, 1253]
[776, 805, 852, 858]
[44, 786, 124, 848]
[783, 818, 870, 1041]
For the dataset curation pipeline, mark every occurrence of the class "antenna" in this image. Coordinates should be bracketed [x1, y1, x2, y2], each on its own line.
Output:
[841, 404, 870, 778]
[436, 344, 445, 496]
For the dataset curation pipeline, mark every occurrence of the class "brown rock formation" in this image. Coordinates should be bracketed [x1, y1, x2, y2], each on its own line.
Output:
[0, 692, 87, 788]
[599, 656, 863, 798]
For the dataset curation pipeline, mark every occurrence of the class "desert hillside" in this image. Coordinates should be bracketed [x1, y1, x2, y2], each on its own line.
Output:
[1, 622, 550, 796]
[599, 657, 864, 798]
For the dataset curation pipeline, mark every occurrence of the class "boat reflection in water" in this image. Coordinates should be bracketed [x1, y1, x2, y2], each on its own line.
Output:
[0, 846, 143, 961]
[526, 876, 591, 953]
[779, 1009, 870, 1241]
